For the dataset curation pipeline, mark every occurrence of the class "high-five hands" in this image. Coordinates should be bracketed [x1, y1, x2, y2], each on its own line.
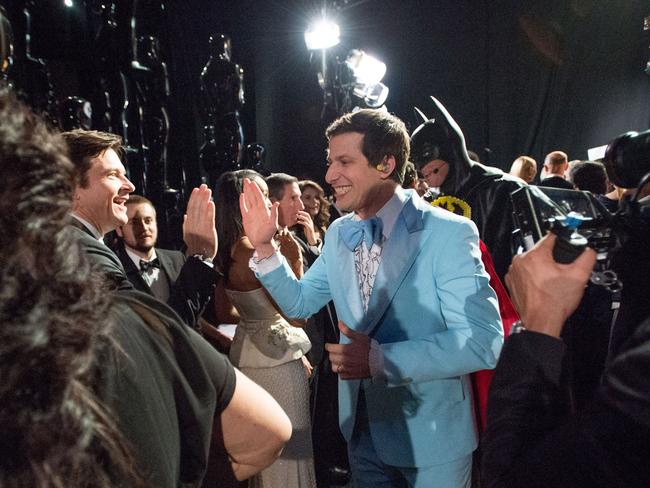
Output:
[183, 184, 217, 259]
[325, 321, 371, 380]
[239, 178, 279, 259]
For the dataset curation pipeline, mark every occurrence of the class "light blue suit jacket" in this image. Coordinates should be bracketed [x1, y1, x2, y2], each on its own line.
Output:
[258, 190, 503, 467]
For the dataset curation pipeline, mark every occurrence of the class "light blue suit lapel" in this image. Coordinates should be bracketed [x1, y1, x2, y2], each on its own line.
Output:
[362, 195, 429, 336]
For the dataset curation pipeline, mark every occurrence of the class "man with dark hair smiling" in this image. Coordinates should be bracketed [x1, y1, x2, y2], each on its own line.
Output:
[240, 108, 503, 487]
[62, 129, 219, 329]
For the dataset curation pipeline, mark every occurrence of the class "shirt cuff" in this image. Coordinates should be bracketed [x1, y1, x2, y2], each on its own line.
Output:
[249, 249, 283, 275]
[368, 338, 387, 383]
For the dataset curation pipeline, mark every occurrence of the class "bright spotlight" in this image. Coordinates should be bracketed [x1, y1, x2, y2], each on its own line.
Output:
[345, 49, 386, 85]
[64, 0, 74, 6]
[304, 20, 340, 50]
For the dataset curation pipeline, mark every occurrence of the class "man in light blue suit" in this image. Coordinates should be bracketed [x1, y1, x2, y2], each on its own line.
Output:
[240, 109, 503, 487]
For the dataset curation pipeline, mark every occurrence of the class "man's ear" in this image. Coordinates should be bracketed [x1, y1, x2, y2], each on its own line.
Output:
[377, 155, 396, 179]
[71, 190, 81, 209]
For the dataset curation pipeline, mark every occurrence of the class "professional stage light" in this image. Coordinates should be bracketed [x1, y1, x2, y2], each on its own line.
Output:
[304, 19, 340, 50]
[353, 81, 389, 108]
[345, 49, 386, 85]
[305, 19, 389, 119]
[64, 0, 74, 7]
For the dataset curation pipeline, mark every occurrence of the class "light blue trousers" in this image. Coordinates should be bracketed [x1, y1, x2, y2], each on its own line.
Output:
[348, 393, 472, 488]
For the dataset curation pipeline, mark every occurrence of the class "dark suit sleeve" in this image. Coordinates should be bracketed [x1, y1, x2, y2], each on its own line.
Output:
[482, 324, 650, 488]
[167, 256, 220, 330]
[301, 243, 321, 268]
[292, 228, 321, 268]
[71, 226, 134, 291]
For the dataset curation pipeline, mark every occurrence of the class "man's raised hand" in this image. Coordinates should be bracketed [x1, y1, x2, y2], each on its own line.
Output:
[183, 184, 217, 259]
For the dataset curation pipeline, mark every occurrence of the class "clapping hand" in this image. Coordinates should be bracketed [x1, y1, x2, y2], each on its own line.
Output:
[183, 184, 217, 259]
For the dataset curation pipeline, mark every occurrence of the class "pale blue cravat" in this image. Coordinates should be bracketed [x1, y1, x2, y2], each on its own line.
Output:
[340, 217, 383, 251]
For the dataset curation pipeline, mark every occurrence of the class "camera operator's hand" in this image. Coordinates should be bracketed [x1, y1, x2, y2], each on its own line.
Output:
[505, 233, 596, 338]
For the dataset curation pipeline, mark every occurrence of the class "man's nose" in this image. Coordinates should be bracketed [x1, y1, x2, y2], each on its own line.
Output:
[297, 198, 305, 210]
[325, 165, 336, 184]
[123, 176, 136, 193]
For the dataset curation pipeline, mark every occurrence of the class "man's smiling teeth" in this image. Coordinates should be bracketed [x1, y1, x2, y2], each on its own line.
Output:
[335, 186, 351, 195]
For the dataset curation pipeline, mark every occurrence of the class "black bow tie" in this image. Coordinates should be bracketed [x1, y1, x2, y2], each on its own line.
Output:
[139, 258, 160, 272]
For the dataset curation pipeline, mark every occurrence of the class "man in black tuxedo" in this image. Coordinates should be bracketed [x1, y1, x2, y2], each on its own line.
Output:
[62, 129, 219, 329]
[115, 194, 187, 302]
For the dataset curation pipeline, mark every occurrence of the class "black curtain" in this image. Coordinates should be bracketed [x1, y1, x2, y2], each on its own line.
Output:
[239, 0, 650, 180]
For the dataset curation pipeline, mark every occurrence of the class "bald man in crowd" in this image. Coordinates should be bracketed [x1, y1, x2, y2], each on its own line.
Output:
[539, 150, 575, 189]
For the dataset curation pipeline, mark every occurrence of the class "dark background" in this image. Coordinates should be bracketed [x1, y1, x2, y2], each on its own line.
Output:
[2, 0, 650, 192]
[174, 0, 650, 182]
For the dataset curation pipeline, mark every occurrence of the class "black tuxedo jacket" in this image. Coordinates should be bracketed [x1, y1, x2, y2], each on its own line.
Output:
[538, 175, 575, 190]
[291, 227, 321, 268]
[115, 245, 185, 297]
[68, 219, 218, 329]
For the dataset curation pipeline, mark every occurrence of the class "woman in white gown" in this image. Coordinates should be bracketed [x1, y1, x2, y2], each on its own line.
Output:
[214, 170, 316, 488]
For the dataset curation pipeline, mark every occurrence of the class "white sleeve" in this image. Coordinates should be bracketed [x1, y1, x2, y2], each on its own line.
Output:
[248, 250, 283, 275]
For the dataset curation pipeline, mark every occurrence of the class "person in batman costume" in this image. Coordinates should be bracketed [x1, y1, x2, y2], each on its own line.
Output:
[410, 96, 524, 281]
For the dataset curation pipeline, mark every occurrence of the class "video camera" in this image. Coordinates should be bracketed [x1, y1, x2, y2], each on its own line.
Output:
[511, 128, 650, 291]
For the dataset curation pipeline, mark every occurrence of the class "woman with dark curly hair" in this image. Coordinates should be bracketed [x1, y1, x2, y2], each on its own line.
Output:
[0, 94, 290, 488]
